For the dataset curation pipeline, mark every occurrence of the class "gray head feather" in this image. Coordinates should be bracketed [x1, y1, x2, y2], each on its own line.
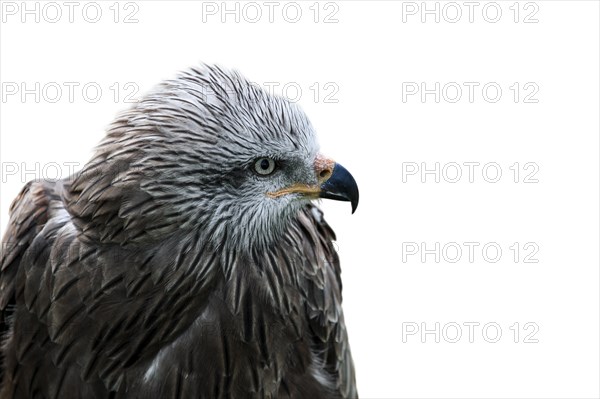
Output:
[70, 64, 320, 251]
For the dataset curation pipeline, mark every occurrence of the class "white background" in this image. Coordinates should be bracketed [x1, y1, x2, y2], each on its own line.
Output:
[1, 1, 599, 398]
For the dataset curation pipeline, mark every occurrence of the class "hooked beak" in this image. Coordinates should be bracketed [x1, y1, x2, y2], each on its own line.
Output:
[319, 162, 359, 214]
[267, 154, 359, 214]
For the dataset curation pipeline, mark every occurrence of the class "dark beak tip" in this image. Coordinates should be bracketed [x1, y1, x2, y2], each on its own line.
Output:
[350, 188, 359, 214]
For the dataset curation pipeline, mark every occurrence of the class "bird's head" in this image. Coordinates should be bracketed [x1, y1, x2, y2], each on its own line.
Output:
[78, 64, 358, 250]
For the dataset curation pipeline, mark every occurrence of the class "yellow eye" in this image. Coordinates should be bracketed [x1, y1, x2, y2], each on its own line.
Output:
[254, 158, 276, 175]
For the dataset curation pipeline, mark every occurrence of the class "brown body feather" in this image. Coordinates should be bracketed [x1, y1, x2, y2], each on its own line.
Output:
[0, 178, 356, 398]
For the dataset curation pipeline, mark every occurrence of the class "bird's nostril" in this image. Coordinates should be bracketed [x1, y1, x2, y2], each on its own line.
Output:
[320, 169, 331, 179]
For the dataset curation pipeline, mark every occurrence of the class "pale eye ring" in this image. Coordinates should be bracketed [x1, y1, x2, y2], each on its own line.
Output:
[254, 157, 277, 176]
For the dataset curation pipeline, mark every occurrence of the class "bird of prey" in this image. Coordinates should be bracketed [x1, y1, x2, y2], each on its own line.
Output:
[0, 64, 359, 398]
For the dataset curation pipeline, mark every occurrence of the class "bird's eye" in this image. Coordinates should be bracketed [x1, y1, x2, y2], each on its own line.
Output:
[254, 158, 277, 176]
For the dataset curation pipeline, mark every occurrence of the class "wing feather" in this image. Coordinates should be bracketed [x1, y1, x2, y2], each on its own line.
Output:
[0, 179, 220, 397]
